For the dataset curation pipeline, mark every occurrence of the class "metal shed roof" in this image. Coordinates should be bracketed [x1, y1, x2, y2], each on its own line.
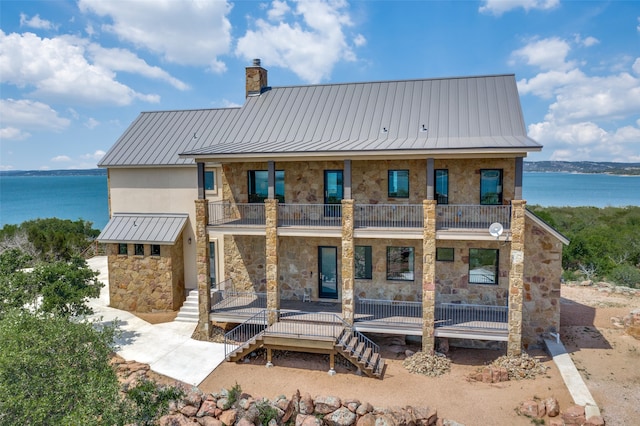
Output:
[97, 213, 188, 244]
[182, 74, 541, 158]
[98, 108, 239, 167]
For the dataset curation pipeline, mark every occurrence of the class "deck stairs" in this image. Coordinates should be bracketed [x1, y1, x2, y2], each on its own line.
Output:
[334, 328, 386, 379]
[226, 333, 265, 362]
[174, 289, 199, 323]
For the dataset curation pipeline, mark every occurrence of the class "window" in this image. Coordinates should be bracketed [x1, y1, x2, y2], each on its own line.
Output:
[209, 242, 217, 288]
[134, 244, 144, 256]
[436, 247, 454, 262]
[435, 169, 449, 204]
[151, 244, 161, 256]
[480, 169, 503, 205]
[469, 248, 499, 285]
[355, 246, 372, 279]
[204, 170, 215, 191]
[248, 170, 285, 203]
[118, 243, 128, 255]
[388, 170, 409, 198]
[387, 246, 414, 281]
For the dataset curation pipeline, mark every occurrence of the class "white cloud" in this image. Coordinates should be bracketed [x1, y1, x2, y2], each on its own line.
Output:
[0, 99, 70, 132]
[516, 36, 640, 162]
[479, 0, 559, 16]
[84, 118, 100, 129]
[236, 0, 363, 83]
[82, 150, 106, 160]
[51, 155, 72, 162]
[0, 127, 31, 141]
[637, 17, 640, 33]
[0, 30, 162, 105]
[20, 13, 58, 31]
[0, 164, 16, 171]
[353, 34, 366, 47]
[511, 37, 573, 71]
[79, 0, 232, 72]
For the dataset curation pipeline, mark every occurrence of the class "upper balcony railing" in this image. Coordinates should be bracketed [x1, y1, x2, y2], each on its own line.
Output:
[208, 201, 265, 226]
[355, 204, 423, 228]
[278, 204, 342, 227]
[208, 201, 512, 231]
[436, 205, 511, 230]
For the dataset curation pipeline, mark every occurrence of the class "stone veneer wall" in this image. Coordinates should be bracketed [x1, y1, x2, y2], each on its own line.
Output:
[222, 158, 517, 205]
[522, 216, 563, 348]
[223, 235, 266, 292]
[434, 241, 510, 305]
[107, 241, 185, 312]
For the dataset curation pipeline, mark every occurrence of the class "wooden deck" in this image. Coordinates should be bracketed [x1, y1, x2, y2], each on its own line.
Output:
[211, 294, 509, 342]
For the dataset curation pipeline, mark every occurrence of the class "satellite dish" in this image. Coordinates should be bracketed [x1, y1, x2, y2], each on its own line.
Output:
[489, 222, 504, 238]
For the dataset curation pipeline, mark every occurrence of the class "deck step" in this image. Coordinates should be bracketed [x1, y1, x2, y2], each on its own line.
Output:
[227, 335, 264, 362]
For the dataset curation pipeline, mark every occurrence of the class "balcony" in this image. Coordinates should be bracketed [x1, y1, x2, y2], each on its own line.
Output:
[208, 201, 511, 234]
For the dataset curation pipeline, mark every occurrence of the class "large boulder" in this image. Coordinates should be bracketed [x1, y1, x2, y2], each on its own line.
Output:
[314, 395, 342, 415]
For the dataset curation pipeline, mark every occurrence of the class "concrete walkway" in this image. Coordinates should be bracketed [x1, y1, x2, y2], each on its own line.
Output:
[86, 257, 226, 386]
[544, 338, 601, 418]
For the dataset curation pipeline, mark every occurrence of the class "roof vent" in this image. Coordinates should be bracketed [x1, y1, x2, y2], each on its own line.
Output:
[252, 58, 261, 67]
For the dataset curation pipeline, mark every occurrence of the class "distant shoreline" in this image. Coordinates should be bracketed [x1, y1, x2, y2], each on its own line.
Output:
[0, 169, 106, 177]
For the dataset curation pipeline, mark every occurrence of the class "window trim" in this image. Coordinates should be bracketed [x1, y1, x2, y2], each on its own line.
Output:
[386, 246, 415, 281]
[355, 245, 373, 280]
[204, 169, 216, 193]
[388, 169, 410, 199]
[150, 244, 161, 256]
[436, 247, 454, 262]
[468, 248, 499, 285]
[118, 243, 128, 255]
[134, 244, 144, 256]
[480, 169, 503, 205]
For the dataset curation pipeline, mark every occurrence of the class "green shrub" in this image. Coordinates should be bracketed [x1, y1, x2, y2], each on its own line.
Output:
[610, 265, 640, 288]
[126, 377, 184, 426]
[256, 399, 280, 425]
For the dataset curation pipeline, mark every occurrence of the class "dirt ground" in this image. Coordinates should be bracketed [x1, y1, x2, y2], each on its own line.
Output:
[139, 286, 640, 425]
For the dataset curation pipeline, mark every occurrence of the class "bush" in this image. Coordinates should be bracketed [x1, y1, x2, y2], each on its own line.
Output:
[610, 265, 640, 288]
[126, 377, 184, 426]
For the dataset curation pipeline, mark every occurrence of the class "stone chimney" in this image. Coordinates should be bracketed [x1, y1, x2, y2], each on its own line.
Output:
[245, 58, 268, 97]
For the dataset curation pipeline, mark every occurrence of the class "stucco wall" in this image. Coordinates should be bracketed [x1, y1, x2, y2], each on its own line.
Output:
[108, 166, 222, 289]
[107, 241, 185, 312]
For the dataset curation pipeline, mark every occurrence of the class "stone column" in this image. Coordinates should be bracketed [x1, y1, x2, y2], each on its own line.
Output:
[265, 199, 279, 325]
[192, 199, 211, 341]
[341, 199, 355, 325]
[507, 200, 526, 356]
[422, 200, 437, 352]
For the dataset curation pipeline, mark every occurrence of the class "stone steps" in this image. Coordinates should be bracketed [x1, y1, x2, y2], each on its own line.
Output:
[175, 289, 199, 323]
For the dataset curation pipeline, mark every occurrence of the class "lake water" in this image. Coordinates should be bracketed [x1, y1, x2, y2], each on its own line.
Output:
[0, 172, 638, 230]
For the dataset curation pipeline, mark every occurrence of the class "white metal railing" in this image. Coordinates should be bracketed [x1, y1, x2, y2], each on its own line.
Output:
[355, 298, 422, 325]
[208, 201, 265, 226]
[278, 204, 342, 227]
[355, 204, 423, 228]
[436, 205, 511, 230]
[435, 303, 508, 330]
[211, 290, 267, 312]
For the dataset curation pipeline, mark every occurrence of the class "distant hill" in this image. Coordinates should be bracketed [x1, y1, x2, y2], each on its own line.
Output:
[0, 169, 106, 177]
[524, 161, 640, 175]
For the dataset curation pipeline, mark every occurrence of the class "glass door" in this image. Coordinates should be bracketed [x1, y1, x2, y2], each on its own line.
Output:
[318, 246, 338, 299]
[324, 170, 343, 217]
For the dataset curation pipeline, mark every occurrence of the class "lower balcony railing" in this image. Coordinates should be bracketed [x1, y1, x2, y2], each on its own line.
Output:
[355, 297, 422, 326]
[436, 205, 511, 230]
[435, 303, 508, 331]
[278, 204, 342, 227]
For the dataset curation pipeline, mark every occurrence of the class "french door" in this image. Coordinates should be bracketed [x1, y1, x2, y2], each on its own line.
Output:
[324, 170, 343, 217]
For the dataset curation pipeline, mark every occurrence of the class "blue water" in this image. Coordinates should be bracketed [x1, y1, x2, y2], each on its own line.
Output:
[0, 175, 109, 229]
[0, 172, 638, 230]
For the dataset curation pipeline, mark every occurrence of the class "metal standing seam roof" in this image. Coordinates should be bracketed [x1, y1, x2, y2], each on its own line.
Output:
[98, 108, 239, 167]
[99, 74, 541, 167]
[97, 213, 189, 244]
[182, 74, 541, 158]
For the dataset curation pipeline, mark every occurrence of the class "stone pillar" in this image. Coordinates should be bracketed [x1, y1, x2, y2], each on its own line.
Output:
[265, 199, 279, 325]
[192, 199, 211, 341]
[341, 199, 355, 325]
[508, 200, 526, 356]
[422, 200, 437, 352]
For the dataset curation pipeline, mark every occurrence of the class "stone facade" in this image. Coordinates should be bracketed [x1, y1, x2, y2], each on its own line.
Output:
[193, 198, 211, 340]
[107, 241, 184, 312]
[508, 200, 526, 356]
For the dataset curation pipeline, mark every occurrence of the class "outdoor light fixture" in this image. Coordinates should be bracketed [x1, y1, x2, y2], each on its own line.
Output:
[188, 237, 192, 245]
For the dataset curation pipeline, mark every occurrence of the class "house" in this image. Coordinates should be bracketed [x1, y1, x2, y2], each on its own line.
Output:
[98, 59, 568, 376]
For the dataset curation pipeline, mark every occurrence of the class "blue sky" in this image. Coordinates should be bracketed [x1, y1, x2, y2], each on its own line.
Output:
[1, 0, 639, 170]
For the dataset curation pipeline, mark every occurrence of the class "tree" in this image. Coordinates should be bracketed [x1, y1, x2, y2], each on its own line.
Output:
[0, 311, 127, 425]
